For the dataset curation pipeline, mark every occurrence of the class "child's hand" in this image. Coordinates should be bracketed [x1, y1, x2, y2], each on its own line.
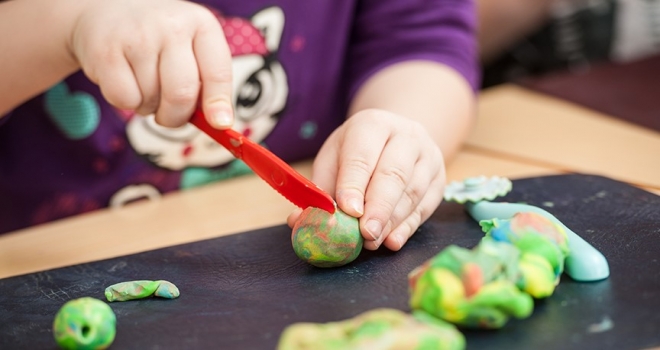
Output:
[288, 109, 446, 251]
[69, 0, 233, 128]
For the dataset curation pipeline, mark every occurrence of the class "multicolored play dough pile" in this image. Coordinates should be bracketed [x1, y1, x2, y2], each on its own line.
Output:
[277, 308, 465, 350]
[280, 211, 571, 347]
[52, 297, 116, 350]
[291, 207, 363, 268]
[105, 280, 180, 302]
[482, 212, 569, 298]
[409, 212, 570, 329]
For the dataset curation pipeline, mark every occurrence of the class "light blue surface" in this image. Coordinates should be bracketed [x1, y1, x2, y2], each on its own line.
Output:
[466, 201, 610, 282]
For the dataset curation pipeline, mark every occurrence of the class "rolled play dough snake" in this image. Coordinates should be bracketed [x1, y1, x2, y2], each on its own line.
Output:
[104, 280, 180, 302]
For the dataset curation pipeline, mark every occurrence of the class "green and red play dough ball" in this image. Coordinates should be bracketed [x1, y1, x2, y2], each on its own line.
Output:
[292, 207, 363, 267]
[53, 297, 116, 350]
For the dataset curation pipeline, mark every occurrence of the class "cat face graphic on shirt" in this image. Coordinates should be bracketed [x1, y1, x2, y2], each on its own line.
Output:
[125, 6, 288, 171]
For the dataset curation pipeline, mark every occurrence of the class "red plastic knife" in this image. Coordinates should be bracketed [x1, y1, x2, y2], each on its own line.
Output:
[190, 109, 336, 214]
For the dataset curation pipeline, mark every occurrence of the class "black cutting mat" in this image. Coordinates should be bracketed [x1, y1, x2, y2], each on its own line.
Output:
[1, 174, 659, 349]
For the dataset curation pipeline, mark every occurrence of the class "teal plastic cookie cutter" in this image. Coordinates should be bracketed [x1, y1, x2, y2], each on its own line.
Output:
[444, 176, 610, 282]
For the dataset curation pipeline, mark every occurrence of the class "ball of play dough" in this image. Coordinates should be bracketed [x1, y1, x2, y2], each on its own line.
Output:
[53, 297, 116, 350]
[291, 207, 363, 268]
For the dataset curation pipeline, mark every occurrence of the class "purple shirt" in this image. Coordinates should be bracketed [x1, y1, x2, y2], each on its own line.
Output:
[0, 0, 478, 233]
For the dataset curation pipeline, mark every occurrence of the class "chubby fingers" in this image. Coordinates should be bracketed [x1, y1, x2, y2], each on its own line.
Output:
[74, 2, 234, 128]
[366, 141, 444, 251]
[193, 11, 234, 129]
[309, 128, 340, 209]
[360, 133, 420, 247]
[332, 113, 393, 242]
[123, 26, 161, 117]
[155, 38, 200, 127]
[378, 161, 445, 251]
[154, 7, 234, 128]
[94, 51, 143, 112]
[333, 110, 425, 247]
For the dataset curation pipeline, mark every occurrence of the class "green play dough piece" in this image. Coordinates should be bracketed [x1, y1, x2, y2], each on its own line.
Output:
[408, 239, 534, 329]
[52, 297, 116, 350]
[291, 207, 363, 268]
[104, 280, 180, 302]
[277, 308, 465, 350]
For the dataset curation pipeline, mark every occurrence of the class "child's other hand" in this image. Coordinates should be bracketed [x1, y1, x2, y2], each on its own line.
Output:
[70, 0, 233, 128]
[287, 109, 446, 251]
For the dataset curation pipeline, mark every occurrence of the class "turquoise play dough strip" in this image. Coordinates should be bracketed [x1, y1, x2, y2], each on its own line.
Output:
[466, 201, 610, 282]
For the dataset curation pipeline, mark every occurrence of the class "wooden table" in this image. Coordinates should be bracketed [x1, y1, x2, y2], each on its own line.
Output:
[1, 84, 659, 280]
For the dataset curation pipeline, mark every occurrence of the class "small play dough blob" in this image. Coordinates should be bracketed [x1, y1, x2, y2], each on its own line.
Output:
[292, 207, 363, 268]
[52, 297, 116, 350]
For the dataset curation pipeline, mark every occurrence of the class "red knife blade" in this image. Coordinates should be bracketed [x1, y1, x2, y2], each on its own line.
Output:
[190, 109, 336, 214]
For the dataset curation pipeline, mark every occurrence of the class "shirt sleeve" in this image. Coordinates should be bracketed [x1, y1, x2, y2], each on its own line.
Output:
[346, 0, 480, 100]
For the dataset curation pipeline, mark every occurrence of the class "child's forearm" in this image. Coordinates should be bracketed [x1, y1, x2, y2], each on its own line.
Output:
[0, 0, 82, 116]
[348, 60, 476, 162]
